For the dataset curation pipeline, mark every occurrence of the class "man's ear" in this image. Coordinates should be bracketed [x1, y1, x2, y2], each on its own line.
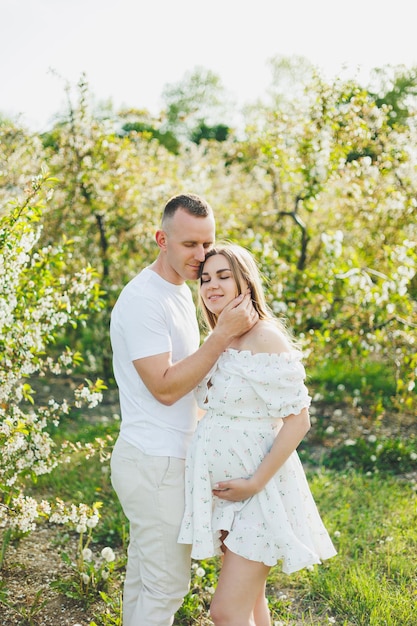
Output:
[155, 229, 168, 251]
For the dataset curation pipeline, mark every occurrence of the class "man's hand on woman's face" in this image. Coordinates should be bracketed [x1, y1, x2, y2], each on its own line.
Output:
[215, 292, 259, 338]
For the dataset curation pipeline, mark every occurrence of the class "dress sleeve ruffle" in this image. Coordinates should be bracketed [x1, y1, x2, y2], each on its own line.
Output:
[194, 361, 218, 407]
[222, 349, 311, 418]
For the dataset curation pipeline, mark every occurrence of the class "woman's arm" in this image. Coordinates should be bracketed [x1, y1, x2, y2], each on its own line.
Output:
[212, 408, 311, 502]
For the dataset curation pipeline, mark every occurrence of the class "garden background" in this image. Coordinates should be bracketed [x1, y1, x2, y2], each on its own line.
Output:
[1, 59, 416, 625]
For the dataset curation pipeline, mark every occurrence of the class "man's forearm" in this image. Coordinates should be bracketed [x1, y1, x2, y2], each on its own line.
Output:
[155, 328, 231, 405]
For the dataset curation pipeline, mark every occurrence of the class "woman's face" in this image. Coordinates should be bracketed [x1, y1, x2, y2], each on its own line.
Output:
[200, 253, 239, 315]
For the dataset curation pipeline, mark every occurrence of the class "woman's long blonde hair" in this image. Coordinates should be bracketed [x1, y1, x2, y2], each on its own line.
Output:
[198, 244, 295, 344]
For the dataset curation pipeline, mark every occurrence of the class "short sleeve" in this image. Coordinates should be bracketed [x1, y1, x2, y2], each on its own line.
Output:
[112, 293, 172, 361]
[253, 352, 311, 417]
[222, 350, 311, 418]
[194, 362, 218, 407]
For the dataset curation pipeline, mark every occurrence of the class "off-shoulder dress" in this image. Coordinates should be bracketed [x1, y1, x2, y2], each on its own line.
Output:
[178, 348, 337, 574]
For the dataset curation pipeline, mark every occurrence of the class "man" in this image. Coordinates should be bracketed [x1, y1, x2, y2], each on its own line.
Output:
[110, 193, 257, 626]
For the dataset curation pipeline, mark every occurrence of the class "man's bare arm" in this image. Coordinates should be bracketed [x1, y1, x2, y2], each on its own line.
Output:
[134, 293, 256, 405]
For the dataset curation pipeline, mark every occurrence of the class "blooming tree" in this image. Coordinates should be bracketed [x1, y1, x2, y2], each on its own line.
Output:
[0, 173, 106, 566]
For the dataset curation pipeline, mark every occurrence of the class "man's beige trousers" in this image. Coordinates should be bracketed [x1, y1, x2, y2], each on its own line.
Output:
[111, 437, 192, 626]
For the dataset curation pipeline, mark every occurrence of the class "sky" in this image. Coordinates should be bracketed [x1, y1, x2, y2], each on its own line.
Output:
[2, 0, 417, 132]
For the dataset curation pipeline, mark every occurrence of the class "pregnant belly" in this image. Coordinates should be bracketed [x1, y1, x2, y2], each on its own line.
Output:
[199, 417, 277, 484]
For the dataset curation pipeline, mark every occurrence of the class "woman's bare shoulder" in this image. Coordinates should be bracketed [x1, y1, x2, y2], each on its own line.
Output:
[245, 320, 292, 355]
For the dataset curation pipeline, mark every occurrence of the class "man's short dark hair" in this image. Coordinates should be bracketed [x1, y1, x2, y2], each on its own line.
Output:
[162, 193, 213, 224]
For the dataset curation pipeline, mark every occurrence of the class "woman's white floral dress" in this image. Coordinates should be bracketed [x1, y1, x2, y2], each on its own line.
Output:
[178, 348, 337, 574]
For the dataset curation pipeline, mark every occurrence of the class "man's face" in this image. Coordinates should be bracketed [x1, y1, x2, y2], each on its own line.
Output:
[163, 209, 215, 283]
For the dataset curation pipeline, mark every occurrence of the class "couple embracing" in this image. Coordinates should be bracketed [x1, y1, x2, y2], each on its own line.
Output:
[110, 194, 336, 626]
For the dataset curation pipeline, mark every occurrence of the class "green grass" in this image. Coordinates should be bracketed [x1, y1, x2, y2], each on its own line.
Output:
[277, 470, 417, 625]
[310, 358, 397, 412]
[14, 414, 417, 625]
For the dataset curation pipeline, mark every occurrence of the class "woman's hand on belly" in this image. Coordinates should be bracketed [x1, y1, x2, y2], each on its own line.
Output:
[212, 476, 259, 502]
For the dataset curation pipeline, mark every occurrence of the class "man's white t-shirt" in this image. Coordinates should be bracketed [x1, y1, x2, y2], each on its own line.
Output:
[110, 267, 200, 458]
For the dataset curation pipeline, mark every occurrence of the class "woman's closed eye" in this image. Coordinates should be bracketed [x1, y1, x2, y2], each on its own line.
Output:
[201, 273, 232, 284]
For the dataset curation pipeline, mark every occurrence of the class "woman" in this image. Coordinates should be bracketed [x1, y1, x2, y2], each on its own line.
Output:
[178, 244, 336, 626]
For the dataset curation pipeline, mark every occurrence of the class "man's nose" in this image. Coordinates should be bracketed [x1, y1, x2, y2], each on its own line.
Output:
[194, 245, 206, 262]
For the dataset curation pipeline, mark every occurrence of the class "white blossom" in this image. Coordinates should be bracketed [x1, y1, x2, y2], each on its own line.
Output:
[101, 547, 116, 562]
[82, 548, 93, 561]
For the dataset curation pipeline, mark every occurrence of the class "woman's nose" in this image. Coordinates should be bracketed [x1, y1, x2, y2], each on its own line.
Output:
[208, 276, 220, 288]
